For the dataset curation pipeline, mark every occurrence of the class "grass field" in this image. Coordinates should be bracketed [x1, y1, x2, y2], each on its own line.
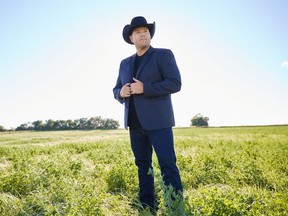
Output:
[0, 126, 287, 215]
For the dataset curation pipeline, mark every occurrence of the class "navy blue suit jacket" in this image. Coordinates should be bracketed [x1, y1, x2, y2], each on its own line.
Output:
[113, 46, 181, 130]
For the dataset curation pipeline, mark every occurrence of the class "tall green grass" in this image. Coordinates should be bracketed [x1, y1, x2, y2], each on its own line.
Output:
[0, 126, 287, 215]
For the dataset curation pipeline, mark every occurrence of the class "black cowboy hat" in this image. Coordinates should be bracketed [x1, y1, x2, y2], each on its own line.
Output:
[122, 16, 155, 44]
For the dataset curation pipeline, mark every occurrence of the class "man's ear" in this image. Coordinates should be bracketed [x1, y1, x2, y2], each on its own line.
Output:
[129, 35, 134, 44]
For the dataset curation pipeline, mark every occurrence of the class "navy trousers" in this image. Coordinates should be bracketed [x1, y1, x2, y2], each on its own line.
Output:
[129, 127, 183, 209]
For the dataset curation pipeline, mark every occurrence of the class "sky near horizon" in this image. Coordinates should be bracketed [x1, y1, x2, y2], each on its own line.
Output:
[1, 0, 288, 129]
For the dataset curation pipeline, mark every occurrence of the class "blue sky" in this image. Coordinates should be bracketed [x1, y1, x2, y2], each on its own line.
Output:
[1, 0, 288, 129]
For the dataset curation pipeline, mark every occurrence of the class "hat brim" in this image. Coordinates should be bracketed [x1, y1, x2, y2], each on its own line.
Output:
[122, 22, 155, 44]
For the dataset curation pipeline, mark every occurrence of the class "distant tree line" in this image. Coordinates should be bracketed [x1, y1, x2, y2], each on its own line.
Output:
[14, 116, 119, 131]
[1, 113, 211, 132]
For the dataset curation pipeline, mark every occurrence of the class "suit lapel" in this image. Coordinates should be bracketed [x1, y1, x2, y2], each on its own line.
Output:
[127, 54, 136, 83]
[135, 47, 155, 79]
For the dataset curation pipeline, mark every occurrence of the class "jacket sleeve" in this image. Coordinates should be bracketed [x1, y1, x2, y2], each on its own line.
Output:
[143, 49, 181, 97]
[113, 63, 126, 104]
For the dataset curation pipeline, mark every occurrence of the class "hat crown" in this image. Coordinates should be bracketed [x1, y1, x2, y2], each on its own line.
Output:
[130, 16, 148, 27]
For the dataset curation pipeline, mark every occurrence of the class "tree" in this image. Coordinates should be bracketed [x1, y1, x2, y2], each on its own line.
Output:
[87, 116, 103, 129]
[66, 119, 77, 130]
[44, 119, 55, 130]
[191, 113, 209, 127]
[101, 118, 120, 129]
[15, 122, 33, 131]
[32, 120, 45, 131]
[75, 118, 88, 130]
[0, 125, 5, 132]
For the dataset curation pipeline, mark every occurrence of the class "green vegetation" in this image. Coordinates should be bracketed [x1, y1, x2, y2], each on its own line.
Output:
[0, 126, 287, 215]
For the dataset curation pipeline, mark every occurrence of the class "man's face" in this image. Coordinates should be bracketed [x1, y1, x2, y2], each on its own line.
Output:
[129, 27, 151, 49]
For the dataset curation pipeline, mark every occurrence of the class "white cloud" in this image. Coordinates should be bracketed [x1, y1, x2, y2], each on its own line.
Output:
[281, 60, 288, 69]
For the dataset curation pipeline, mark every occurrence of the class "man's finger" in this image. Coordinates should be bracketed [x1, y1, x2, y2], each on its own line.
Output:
[132, 77, 139, 82]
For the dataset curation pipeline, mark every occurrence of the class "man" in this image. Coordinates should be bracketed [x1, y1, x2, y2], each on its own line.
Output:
[113, 16, 183, 211]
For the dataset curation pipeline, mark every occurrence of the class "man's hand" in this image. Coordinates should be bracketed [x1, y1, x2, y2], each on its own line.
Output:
[130, 78, 144, 94]
[120, 83, 131, 98]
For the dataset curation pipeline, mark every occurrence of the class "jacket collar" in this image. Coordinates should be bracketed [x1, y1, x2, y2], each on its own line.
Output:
[133, 46, 155, 79]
